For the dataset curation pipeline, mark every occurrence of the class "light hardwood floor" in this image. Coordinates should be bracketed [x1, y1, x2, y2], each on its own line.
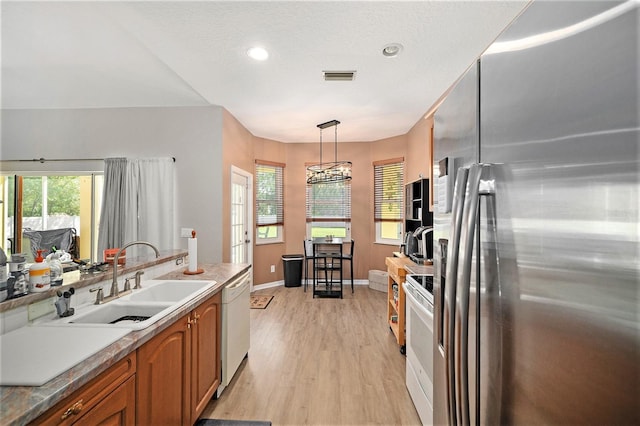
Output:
[201, 284, 421, 425]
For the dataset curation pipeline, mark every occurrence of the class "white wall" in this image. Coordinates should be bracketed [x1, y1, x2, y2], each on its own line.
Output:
[1, 106, 225, 263]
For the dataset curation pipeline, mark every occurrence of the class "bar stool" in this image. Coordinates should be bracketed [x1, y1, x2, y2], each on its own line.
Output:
[312, 242, 343, 298]
[303, 239, 315, 292]
[340, 240, 355, 293]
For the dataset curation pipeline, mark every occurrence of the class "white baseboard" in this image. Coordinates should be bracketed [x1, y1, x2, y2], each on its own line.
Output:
[252, 280, 284, 291]
[254, 279, 370, 291]
[302, 279, 369, 286]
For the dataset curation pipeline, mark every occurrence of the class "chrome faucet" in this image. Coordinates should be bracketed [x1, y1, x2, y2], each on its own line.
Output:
[110, 241, 160, 298]
[134, 270, 144, 289]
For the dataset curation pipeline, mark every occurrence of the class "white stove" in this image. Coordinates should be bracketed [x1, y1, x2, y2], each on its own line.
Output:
[403, 274, 434, 425]
[405, 274, 434, 305]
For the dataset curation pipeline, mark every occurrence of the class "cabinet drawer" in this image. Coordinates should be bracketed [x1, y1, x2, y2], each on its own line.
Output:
[32, 353, 136, 426]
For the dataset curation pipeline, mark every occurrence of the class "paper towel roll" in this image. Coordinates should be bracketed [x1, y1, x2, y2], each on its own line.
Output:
[188, 237, 198, 272]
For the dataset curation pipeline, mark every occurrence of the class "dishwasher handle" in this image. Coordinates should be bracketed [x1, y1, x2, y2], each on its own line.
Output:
[223, 271, 251, 303]
[227, 271, 250, 289]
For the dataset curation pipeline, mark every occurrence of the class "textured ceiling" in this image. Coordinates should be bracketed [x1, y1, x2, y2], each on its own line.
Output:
[1, 1, 529, 142]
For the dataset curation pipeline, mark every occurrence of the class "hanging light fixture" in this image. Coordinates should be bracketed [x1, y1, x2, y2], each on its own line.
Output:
[306, 119, 352, 184]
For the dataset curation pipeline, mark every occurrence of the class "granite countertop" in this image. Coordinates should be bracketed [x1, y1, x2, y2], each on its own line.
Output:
[155, 264, 249, 286]
[385, 255, 435, 276]
[0, 262, 251, 426]
[404, 262, 434, 275]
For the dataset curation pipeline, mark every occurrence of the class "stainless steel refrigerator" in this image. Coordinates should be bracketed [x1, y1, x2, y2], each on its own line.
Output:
[432, 1, 639, 424]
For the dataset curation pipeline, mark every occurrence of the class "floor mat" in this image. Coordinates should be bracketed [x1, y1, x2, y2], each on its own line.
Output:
[250, 295, 273, 309]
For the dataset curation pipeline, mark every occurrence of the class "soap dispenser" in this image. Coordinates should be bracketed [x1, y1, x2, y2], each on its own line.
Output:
[29, 249, 51, 292]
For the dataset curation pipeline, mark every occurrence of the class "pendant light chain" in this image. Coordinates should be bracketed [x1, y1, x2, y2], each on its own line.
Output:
[334, 125, 338, 164]
[319, 126, 323, 168]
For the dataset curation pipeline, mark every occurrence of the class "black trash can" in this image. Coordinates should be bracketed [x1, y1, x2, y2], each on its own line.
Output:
[282, 254, 303, 287]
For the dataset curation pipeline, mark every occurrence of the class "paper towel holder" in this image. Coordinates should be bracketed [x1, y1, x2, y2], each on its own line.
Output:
[184, 229, 204, 275]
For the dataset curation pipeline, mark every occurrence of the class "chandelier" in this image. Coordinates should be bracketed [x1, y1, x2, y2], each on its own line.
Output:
[306, 119, 352, 184]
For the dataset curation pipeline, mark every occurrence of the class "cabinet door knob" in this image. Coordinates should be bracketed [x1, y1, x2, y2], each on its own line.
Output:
[61, 399, 84, 420]
[193, 312, 200, 323]
[187, 316, 194, 329]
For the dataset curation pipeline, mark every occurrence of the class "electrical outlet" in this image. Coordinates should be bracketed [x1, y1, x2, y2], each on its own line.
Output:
[270, 265, 275, 273]
[181, 228, 194, 238]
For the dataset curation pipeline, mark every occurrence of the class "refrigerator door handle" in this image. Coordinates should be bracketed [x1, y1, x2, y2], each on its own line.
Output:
[455, 163, 484, 425]
[481, 168, 502, 426]
[444, 167, 469, 425]
[456, 163, 495, 425]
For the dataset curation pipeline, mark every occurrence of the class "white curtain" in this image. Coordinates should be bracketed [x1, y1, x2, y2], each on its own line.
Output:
[98, 158, 174, 258]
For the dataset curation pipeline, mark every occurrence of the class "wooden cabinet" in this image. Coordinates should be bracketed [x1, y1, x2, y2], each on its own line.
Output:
[190, 293, 222, 419]
[29, 290, 221, 426]
[75, 376, 135, 426]
[386, 256, 413, 354]
[137, 291, 221, 426]
[32, 354, 136, 426]
[137, 314, 191, 425]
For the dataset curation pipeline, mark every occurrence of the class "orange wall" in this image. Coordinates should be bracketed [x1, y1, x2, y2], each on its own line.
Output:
[406, 115, 434, 184]
[279, 140, 379, 283]
[222, 109, 255, 262]
[367, 136, 408, 271]
[222, 109, 434, 287]
[252, 137, 288, 283]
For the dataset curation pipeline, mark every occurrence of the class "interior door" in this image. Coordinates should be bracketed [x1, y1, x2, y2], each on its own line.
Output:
[230, 167, 253, 277]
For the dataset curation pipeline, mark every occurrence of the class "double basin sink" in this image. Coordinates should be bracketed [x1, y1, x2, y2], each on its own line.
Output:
[51, 279, 218, 330]
[0, 279, 219, 386]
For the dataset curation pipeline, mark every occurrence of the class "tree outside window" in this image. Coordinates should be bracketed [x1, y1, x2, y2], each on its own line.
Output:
[1, 174, 102, 261]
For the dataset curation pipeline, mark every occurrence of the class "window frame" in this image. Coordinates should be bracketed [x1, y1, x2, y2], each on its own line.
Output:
[1, 171, 103, 262]
[305, 172, 352, 239]
[255, 160, 284, 245]
[373, 157, 404, 245]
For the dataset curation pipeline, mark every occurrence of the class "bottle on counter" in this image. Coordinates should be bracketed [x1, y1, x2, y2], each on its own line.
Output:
[0, 247, 7, 284]
[48, 251, 64, 286]
[0, 247, 7, 302]
[29, 249, 51, 292]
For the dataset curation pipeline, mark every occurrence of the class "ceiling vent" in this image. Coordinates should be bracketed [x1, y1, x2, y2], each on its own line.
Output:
[323, 71, 356, 81]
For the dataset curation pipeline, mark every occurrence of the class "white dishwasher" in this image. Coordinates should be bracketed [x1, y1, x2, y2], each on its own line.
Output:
[218, 270, 251, 396]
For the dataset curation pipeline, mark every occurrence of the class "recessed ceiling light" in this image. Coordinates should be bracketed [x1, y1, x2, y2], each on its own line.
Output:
[247, 47, 269, 61]
[382, 43, 403, 58]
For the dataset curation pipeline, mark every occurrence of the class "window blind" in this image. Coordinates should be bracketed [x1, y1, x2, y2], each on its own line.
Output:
[305, 181, 351, 223]
[373, 158, 404, 222]
[255, 160, 284, 226]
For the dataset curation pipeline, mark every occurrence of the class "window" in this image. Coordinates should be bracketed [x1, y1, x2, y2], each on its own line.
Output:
[306, 179, 351, 238]
[255, 160, 284, 244]
[1, 173, 103, 261]
[374, 158, 404, 244]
